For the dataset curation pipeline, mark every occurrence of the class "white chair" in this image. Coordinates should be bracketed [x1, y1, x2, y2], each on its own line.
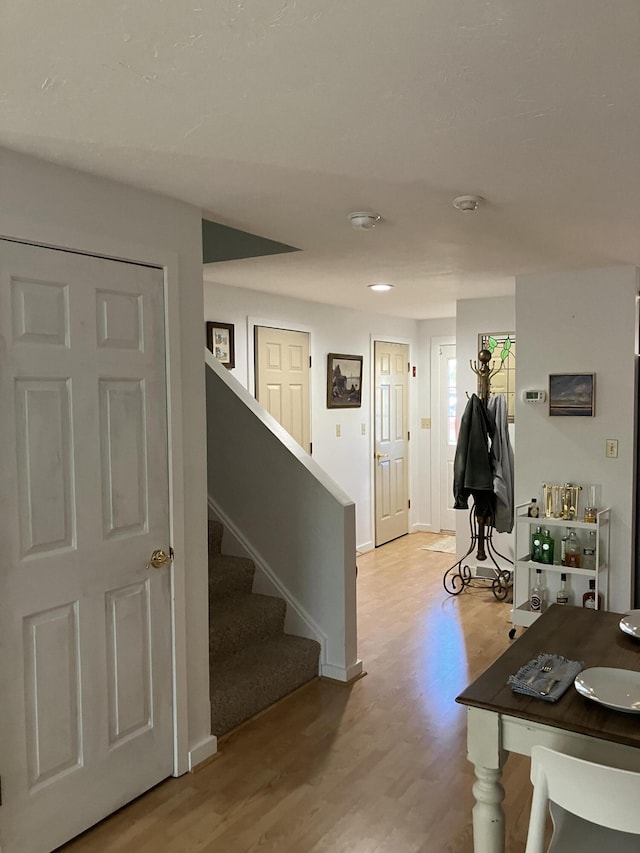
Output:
[525, 745, 640, 852]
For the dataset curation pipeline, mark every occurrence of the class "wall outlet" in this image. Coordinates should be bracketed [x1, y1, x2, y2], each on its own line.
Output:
[421, 417, 431, 429]
[336, 424, 341, 438]
[361, 423, 366, 435]
[606, 438, 618, 458]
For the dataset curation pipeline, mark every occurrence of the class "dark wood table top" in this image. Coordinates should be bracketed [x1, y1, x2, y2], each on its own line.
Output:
[456, 604, 640, 749]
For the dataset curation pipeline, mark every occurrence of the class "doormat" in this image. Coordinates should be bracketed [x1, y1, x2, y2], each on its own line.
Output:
[422, 535, 457, 554]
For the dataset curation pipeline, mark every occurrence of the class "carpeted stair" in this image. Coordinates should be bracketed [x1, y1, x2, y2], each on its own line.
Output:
[208, 519, 321, 737]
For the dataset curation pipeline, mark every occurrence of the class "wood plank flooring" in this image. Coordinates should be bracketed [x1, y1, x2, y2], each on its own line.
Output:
[61, 533, 533, 853]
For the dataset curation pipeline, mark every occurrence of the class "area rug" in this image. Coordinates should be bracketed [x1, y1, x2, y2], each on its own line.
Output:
[423, 535, 457, 554]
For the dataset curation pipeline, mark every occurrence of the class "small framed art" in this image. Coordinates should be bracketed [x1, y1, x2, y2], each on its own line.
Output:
[206, 321, 235, 369]
[549, 373, 595, 417]
[327, 353, 363, 408]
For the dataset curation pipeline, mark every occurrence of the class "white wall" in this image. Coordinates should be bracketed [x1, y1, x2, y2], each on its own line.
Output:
[516, 267, 639, 612]
[205, 282, 455, 549]
[0, 147, 212, 768]
[455, 296, 516, 562]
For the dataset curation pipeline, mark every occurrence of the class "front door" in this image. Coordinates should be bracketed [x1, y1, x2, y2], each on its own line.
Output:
[255, 326, 311, 452]
[374, 341, 409, 546]
[0, 242, 173, 853]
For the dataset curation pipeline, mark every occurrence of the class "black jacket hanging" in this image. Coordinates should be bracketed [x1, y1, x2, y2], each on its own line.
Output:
[453, 393, 495, 517]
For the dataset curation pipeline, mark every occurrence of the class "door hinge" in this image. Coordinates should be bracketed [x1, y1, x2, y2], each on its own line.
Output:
[407, 361, 410, 373]
[309, 355, 312, 368]
[408, 499, 411, 509]
[309, 442, 313, 455]
[407, 431, 410, 441]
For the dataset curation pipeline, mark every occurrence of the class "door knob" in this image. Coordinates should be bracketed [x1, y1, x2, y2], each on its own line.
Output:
[375, 452, 389, 461]
[146, 548, 172, 570]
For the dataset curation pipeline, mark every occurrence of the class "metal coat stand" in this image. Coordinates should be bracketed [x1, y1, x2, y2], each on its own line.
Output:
[441, 348, 514, 602]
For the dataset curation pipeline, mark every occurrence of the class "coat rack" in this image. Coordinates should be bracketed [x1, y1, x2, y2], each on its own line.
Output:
[442, 349, 513, 601]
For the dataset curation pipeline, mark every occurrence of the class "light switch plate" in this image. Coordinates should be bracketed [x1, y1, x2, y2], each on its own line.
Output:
[606, 439, 618, 458]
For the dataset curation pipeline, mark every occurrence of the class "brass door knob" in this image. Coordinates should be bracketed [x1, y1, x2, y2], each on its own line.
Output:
[375, 452, 389, 461]
[146, 548, 172, 570]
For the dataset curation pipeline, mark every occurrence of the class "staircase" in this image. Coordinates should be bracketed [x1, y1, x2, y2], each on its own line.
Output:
[208, 519, 321, 737]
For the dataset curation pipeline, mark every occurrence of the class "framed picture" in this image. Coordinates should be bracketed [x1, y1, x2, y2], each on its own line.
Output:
[327, 353, 363, 408]
[206, 321, 235, 369]
[549, 373, 595, 417]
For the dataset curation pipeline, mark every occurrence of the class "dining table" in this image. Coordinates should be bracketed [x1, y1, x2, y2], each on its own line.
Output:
[456, 604, 640, 853]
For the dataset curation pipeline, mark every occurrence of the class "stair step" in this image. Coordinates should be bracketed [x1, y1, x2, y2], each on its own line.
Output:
[210, 593, 286, 661]
[209, 553, 255, 598]
[208, 519, 224, 555]
[210, 634, 321, 737]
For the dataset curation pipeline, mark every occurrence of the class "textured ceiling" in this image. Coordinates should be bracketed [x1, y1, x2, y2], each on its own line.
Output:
[3, 1, 640, 318]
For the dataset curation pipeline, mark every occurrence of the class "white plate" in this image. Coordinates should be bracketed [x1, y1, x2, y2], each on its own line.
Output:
[619, 610, 640, 638]
[574, 667, 640, 713]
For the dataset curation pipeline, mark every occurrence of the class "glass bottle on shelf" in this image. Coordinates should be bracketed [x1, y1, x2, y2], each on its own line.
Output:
[530, 568, 548, 613]
[582, 578, 602, 609]
[531, 526, 543, 562]
[540, 529, 555, 565]
[528, 498, 539, 518]
[582, 529, 597, 571]
[556, 573, 571, 605]
[560, 530, 568, 566]
[564, 529, 581, 568]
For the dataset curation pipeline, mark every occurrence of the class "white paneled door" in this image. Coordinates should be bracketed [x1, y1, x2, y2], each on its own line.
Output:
[374, 341, 409, 546]
[255, 326, 311, 452]
[0, 242, 173, 853]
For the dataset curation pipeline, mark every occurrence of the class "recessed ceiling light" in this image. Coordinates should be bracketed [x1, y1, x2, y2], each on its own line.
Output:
[368, 283, 394, 292]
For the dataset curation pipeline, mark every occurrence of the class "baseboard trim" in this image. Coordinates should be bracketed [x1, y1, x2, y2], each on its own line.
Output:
[321, 658, 364, 682]
[412, 523, 434, 533]
[188, 735, 218, 771]
[357, 541, 374, 554]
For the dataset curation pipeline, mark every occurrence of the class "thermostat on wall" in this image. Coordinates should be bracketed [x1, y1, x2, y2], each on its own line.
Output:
[522, 389, 546, 403]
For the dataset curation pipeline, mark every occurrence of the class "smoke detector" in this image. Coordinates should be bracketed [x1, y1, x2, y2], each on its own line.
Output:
[348, 211, 381, 230]
[452, 195, 484, 212]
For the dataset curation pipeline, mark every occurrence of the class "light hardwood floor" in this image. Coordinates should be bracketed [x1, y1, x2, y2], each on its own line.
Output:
[61, 533, 533, 853]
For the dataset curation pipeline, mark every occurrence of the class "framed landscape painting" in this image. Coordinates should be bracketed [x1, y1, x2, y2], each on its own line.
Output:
[327, 353, 363, 408]
[549, 373, 595, 417]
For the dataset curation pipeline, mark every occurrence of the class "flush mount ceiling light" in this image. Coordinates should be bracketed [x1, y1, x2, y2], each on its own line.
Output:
[368, 283, 394, 292]
[349, 211, 381, 230]
[452, 195, 484, 212]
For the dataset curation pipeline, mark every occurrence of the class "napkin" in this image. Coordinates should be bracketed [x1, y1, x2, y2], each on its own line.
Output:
[508, 653, 583, 702]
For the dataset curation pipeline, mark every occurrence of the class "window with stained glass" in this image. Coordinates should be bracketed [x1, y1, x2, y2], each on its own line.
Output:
[478, 332, 516, 422]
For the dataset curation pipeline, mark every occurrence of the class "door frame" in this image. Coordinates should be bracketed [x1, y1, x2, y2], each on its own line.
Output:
[0, 225, 191, 776]
[430, 336, 456, 534]
[370, 334, 413, 543]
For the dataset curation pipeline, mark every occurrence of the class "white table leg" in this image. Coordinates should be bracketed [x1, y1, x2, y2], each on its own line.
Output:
[471, 764, 506, 853]
[466, 707, 507, 853]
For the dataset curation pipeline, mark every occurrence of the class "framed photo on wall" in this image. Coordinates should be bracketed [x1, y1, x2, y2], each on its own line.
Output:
[206, 321, 235, 369]
[327, 353, 363, 408]
[549, 373, 595, 417]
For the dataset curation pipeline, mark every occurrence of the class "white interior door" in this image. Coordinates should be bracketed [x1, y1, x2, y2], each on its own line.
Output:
[439, 344, 457, 532]
[374, 341, 409, 546]
[0, 241, 173, 853]
[255, 326, 311, 452]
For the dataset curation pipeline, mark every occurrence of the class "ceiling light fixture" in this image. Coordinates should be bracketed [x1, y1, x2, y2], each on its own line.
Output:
[349, 211, 381, 230]
[452, 195, 484, 212]
[368, 283, 394, 292]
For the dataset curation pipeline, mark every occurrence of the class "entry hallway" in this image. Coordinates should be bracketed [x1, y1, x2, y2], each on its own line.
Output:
[62, 533, 533, 853]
